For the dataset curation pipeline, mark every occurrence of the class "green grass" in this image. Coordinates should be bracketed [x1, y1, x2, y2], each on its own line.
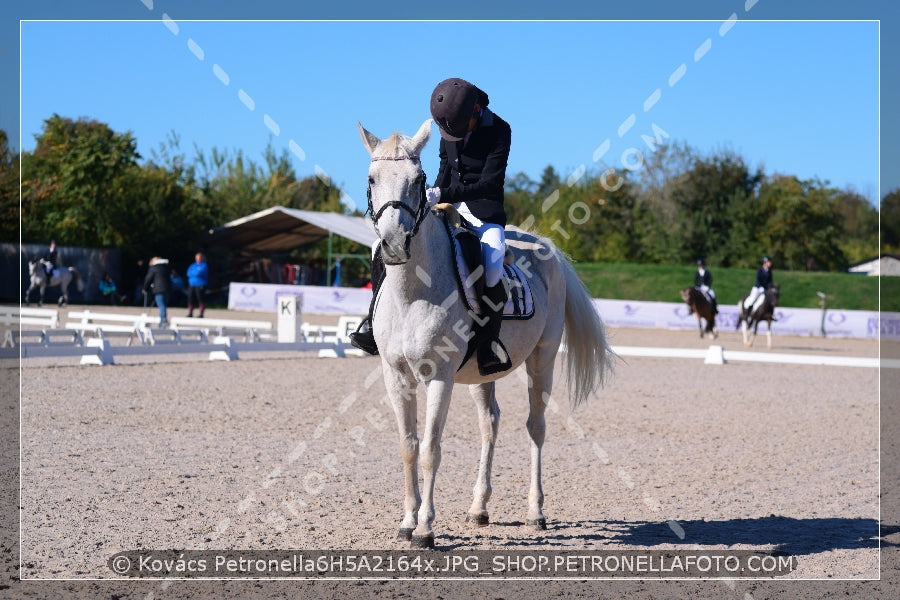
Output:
[573, 262, 891, 311]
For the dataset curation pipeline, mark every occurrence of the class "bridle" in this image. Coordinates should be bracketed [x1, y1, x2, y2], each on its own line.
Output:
[366, 154, 428, 250]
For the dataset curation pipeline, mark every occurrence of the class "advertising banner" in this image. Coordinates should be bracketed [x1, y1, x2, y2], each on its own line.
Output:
[228, 283, 370, 315]
[228, 283, 894, 340]
[593, 298, 891, 340]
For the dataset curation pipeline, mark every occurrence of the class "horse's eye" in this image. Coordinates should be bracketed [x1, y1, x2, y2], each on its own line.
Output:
[368, 176, 375, 185]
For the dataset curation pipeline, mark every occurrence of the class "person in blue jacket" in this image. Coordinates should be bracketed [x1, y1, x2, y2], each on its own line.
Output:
[186, 252, 209, 318]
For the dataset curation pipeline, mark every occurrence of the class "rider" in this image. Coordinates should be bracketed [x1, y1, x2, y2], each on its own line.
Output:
[694, 259, 717, 314]
[350, 77, 513, 375]
[744, 256, 774, 310]
[41, 240, 58, 277]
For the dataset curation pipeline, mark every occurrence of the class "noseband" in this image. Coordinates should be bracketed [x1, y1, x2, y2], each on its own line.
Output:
[366, 154, 428, 249]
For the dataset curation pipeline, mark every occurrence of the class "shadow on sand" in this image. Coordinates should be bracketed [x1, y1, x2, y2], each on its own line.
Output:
[443, 516, 880, 555]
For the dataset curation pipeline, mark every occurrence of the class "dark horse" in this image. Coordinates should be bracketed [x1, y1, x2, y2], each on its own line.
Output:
[681, 287, 717, 338]
[737, 285, 780, 348]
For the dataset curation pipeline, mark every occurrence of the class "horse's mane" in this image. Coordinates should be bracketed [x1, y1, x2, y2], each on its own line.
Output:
[374, 133, 416, 160]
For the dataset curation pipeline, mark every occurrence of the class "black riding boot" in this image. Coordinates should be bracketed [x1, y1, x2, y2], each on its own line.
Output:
[476, 282, 512, 376]
[349, 247, 385, 355]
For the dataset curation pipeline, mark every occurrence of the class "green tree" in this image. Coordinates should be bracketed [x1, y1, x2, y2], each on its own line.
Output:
[193, 142, 346, 223]
[503, 171, 540, 230]
[21, 114, 141, 246]
[882, 189, 900, 253]
[0, 130, 18, 241]
[633, 141, 696, 263]
[758, 176, 847, 271]
[585, 169, 641, 263]
[669, 149, 763, 266]
[831, 190, 878, 263]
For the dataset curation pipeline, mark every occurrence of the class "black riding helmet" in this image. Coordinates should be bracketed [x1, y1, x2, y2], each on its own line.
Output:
[430, 77, 488, 141]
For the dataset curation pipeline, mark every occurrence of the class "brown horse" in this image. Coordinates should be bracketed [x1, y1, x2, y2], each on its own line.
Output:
[737, 285, 780, 348]
[681, 287, 717, 338]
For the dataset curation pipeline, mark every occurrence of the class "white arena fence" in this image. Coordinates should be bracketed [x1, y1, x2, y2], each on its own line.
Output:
[2, 289, 896, 366]
[0, 306, 352, 364]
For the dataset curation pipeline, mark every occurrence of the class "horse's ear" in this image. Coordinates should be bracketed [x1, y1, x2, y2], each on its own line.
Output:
[409, 119, 432, 155]
[358, 122, 381, 156]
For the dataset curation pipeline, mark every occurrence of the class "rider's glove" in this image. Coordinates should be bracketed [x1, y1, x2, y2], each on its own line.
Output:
[425, 187, 441, 207]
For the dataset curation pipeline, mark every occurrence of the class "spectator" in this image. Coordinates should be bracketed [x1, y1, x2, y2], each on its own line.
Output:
[143, 257, 172, 327]
[98, 273, 119, 305]
[133, 258, 148, 306]
[170, 269, 186, 307]
[186, 252, 209, 318]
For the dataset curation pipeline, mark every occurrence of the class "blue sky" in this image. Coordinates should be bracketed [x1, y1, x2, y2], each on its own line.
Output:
[8, 2, 894, 215]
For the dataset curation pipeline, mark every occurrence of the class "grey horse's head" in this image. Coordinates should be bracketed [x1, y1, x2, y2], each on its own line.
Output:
[358, 119, 432, 265]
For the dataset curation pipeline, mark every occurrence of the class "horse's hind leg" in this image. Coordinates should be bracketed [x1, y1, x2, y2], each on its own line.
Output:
[466, 382, 499, 527]
[766, 320, 772, 349]
[524, 352, 555, 530]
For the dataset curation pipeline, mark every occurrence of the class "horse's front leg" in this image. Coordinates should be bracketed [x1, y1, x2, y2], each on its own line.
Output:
[696, 316, 704, 338]
[466, 382, 500, 527]
[749, 320, 760, 347]
[766, 320, 773, 349]
[411, 375, 454, 548]
[742, 319, 752, 346]
[384, 365, 421, 542]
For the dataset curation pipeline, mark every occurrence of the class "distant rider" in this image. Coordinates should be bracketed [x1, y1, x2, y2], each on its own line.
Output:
[743, 256, 774, 310]
[41, 240, 58, 277]
[694, 259, 717, 314]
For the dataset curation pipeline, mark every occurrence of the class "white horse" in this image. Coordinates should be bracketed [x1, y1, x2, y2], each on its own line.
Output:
[359, 119, 615, 548]
[25, 259, 83, 306]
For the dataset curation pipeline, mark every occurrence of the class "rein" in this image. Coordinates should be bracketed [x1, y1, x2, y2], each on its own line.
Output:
[366, 154, 429, 247]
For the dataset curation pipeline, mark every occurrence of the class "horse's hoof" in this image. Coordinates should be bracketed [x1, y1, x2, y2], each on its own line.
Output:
[397, 527, 414, 541]
[526, 518, 547, 530]
[465, 512, 490, 527]
[410, 534, 434, 549]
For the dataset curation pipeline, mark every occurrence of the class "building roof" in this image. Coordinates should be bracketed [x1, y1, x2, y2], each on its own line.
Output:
[848, 253, 900, 276]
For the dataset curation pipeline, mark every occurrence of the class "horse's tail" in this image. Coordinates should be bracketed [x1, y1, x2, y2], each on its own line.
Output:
[558, 249, 615, 411]
[71, 267, 84, 292]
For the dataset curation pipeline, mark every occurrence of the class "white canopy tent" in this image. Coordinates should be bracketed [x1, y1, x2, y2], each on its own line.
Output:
[204, 206, 378, 285]
[206, 206, 378, 252]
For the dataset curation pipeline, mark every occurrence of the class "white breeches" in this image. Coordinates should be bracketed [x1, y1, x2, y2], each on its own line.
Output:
[745, 286, 764, 309]
[458, 203, 506, 288]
